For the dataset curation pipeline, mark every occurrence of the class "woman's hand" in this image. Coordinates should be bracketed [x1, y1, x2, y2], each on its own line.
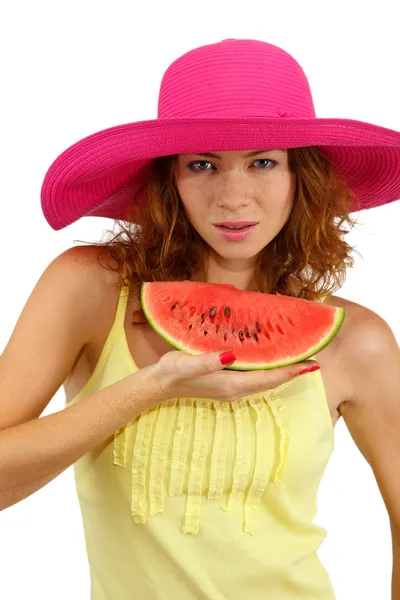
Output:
[153, 350, 320, 402]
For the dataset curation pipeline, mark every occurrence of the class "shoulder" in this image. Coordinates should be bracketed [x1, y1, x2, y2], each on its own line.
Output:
[325, 293, 394, 343]
[57, 244, 124, 291]
[325, 293, 399, 404]
[54, 244, 129, 361]
[53, 244, 126, 327]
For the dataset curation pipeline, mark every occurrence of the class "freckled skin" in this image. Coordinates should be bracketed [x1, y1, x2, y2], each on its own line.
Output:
[174, 149, 295, 291]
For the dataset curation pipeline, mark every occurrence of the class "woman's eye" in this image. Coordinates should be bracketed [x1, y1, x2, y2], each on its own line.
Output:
[187, 159, 276, 172]
[188, 160, 212, 171]
[253, 159, 275, 169]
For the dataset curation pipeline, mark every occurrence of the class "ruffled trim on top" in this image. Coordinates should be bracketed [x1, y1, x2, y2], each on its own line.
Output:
[113, 388, 291, 536]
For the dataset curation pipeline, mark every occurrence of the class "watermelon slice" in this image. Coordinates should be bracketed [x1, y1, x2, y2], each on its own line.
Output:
[140, 281, 345, 370]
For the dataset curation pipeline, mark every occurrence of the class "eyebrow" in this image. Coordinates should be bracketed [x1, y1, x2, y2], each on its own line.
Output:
[191, 149, 286, 159]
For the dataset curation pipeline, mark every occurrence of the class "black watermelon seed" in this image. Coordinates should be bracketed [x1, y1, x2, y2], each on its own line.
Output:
[209, 307, 217, 317]
[171, 302, 177, 310]
[204, 330, 208, 336]
[252, 333, 258, 342]
[224, 306, 230, 316]
[200, 313, 205, 323]
[224, 333, 228, 341]
[189, 324, 193, 329]
[238, 331, 244, 341]
[255, 321, 261, 332]
[244, 326, 250, 338]
[215, 324, 220, 333]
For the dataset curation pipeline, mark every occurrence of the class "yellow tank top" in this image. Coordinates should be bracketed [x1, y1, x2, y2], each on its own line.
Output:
[65, 282, 336, 599]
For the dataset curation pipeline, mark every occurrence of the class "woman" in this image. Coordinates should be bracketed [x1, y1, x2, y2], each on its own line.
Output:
[1, 39, 400, 599]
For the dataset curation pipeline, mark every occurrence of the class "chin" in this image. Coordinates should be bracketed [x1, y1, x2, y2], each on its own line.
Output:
[212, 243, 266, 260]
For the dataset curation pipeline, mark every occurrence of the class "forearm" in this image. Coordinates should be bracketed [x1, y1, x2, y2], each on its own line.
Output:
[1, 468, 65, 509]
[0, 364, 163, 510]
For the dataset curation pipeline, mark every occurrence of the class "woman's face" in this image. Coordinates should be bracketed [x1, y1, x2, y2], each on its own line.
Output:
[174, 149, 296, 264]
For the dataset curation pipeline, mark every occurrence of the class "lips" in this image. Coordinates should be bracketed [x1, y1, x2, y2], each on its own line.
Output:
[214, 221, 258, 229]
[214, 223, 258, 241]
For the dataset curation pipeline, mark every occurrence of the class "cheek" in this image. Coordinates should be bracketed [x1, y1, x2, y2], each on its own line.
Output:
[176, 181, 207, 217]
[267, 173, 295, 206]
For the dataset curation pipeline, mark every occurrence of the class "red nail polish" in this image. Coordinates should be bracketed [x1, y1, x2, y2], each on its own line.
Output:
[220, 351, 236, 365]
[297, 364, 321, 375]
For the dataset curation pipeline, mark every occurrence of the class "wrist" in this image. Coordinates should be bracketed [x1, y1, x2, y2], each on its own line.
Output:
[140, 362, 171, 405]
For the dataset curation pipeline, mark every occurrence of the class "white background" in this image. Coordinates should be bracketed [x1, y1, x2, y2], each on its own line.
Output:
[1, 1, 399, 599]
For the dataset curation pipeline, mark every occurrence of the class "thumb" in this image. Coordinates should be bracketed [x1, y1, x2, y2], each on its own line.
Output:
[173, 350, 238, 377]
[197, 350, 237, 374]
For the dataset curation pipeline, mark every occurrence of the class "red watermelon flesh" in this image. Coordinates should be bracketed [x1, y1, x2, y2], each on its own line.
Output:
[140, 281, 345, 370]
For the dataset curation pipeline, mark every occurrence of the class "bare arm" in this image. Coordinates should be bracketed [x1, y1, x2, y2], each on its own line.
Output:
[0, 245, 163, 510]
[0, 364, 162, 509]
[0, 469, 65, 509]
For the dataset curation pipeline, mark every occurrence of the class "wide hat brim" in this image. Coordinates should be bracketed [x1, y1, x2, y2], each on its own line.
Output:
[41, 116, 400, 230]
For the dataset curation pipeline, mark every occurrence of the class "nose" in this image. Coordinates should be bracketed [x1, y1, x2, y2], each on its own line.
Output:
[215, 176, 253, 211]
[215, 186, 251, 213]
[215, 196, 251, 212]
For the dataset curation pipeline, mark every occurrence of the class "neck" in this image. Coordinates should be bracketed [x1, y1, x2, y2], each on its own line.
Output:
[198, 255, 260, 292]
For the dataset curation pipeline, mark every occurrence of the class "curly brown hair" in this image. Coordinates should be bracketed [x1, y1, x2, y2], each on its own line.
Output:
[74, 146, 362, 323]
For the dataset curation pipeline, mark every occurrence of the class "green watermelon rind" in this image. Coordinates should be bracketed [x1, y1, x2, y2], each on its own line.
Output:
[140, 282, 345, 371]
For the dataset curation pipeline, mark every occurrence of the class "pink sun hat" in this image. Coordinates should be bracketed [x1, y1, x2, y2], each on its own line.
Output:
[40, 38, 400, 230]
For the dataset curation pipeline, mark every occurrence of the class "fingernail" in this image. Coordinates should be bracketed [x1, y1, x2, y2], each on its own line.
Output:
[220, 351, 236, 365]
[297, 364, 321, 376]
